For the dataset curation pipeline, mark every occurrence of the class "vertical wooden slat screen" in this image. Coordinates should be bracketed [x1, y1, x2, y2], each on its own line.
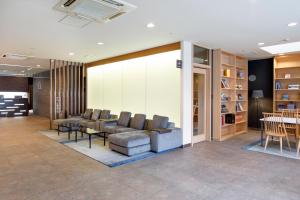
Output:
[49, 60, 86, 123]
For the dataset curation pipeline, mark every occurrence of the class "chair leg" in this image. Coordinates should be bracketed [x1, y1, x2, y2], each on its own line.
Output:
[280, 137, 283, 153]
[297, 140, 300, 157]
[264, 135, 270, 151]
[285, 134, 291, 151]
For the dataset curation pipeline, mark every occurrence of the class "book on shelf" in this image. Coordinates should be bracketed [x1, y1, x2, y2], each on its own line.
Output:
[221, 104, 229, 113]
[277, 103, 286, 111]
[221, 115, 225, 126]
[287, 103, 296, 110]
[223, 69, 231, 77]
[237, 71, 244, 79]
[221, 79, 230, 89]
[281, 94, 289, 100]
[236, 102, 244, 112]
[221, 92, 231, 101]
[225, 113, 235, 124]
[275, 81, 281, 90]
[235, 114, 243, 123]
[288, 84, 300, 90]
[236, 94, 244, 101]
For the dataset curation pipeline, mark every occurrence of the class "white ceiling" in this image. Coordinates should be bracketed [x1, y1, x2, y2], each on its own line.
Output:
[0, 0, 300, 63]
[0, 57, 49, 77]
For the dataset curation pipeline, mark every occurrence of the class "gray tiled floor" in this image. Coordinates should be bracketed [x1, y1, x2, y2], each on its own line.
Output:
[0, 116, 299, 200]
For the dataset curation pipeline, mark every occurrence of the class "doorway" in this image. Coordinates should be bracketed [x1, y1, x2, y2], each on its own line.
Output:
[192, 67, 210, 144]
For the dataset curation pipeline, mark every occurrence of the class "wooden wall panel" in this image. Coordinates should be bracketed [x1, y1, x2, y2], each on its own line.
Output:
[0, 77, 29, 92]
[50, 60, 86, 121]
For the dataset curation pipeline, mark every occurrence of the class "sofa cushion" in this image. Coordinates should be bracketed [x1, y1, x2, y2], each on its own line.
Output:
[130, 114, 146, 130]
[83, 109, 93, 119]
[100, 110, 111, 119]
[103, 125, 125, 134]
[150, 115, 169, 129]
[79, 119, 92, 127]
[91, 109, 101, 121]
[115, 127, 137, 133]
[108, 132, 150, 148]
[109, 143, 150, 156]
[117, 112, 132, 127]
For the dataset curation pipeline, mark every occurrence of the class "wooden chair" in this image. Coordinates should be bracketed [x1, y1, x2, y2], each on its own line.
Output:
[281, 109, 298, 133]
[263, 112, 291, 153]
[296, 114, 300, 156]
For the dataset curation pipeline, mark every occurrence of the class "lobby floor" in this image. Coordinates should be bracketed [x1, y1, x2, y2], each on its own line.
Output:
[0, 116, 299, 200]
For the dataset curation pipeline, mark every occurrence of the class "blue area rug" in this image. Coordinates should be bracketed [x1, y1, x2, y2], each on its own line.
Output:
[40, 130, 156, 167]
[244, 140, 300, 160]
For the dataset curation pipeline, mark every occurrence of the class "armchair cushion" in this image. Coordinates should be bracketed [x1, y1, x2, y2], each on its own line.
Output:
[91, 109, 101, 121]
[117, 111, 132, 127]
[130, 114, 146, 130]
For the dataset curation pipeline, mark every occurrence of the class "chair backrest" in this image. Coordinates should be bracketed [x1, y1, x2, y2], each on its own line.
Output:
[282, 109, 298, 129]
[282, 109, 299, 118]
[263, 112, 286, 137]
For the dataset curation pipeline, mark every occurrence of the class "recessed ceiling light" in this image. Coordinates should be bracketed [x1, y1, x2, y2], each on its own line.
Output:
[147, 23, 155, 28]
[36, 64, 40, 67]
[288, 22, 298, 27]
[97, 42, 104, 45]
[69, 52, 75, 56]
[260, 41, 300, 54]
[258, 42, 265, 46]
[21, 71, 25, 73]
[27, 68, 32, 71]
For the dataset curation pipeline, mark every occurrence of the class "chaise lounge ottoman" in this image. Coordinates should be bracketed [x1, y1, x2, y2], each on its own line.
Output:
[108, 132, 150, 156]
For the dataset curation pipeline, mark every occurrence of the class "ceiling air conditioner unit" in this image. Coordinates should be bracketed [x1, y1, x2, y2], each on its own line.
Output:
[54, 0, 136, 26]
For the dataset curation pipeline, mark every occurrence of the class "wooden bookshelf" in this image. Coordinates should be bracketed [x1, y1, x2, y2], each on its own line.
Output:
[274, 53, 300, 112]
[213, 50, 248, 141]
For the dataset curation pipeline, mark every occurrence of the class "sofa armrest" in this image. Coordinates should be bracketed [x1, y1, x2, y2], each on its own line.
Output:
[151, 128, 172, 134]
[149, 128, 182, 153]
[96, 120, 118, 131]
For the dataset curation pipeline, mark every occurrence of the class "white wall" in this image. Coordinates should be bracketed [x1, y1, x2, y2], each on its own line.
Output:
[87, 50, 181, 126]
[181, 41, 193, 145]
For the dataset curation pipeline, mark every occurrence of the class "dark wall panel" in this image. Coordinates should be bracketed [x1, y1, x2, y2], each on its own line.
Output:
[33, 78, 50, 118]
[248, 58, 273, 128]
[0, 77, 28, 92]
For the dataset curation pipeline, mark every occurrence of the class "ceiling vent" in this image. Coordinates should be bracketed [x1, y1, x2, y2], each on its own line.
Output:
[54, 0, 136, 27]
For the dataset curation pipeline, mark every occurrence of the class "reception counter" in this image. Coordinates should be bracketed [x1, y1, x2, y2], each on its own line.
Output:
[0, 92, 29, 117]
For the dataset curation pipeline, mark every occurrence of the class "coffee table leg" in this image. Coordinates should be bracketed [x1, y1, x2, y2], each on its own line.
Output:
[68, 130, 70, 140]
[89, 134, 91, 148]
[57, 125, 60, 136]
[75, 131, 77, 142]
[104, 133, 106, 146]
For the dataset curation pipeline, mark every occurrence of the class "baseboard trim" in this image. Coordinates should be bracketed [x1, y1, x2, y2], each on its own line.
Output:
[182, 143, 191, 148]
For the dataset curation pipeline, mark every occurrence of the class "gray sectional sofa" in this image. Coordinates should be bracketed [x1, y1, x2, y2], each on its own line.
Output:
[106, 113, 182, 156]
[53, 109, 116, 130]
[53, 109, 182, 157]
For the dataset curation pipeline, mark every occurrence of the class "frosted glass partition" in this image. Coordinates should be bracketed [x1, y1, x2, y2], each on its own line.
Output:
[87, 50, 181, 126]
[0, 92, 28, 98]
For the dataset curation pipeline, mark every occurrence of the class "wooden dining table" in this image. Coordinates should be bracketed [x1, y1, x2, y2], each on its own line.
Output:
[259, 117, 300, 146]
